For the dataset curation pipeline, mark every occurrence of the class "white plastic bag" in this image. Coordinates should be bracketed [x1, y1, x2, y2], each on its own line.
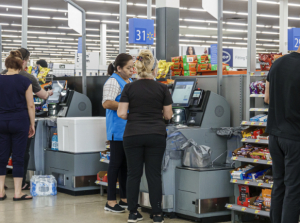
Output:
[182, 139, 212, 168]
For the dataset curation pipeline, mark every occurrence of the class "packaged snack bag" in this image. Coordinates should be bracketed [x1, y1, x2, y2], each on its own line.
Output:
[37, 68, 51, 84]
[182, 63, 197, 71]
[262, 189, 272, 211]
[31, 66, 40, 77]
[256, 81, 265, 94]
[26, 66, 32, 74]
[249, 82, 257, 94]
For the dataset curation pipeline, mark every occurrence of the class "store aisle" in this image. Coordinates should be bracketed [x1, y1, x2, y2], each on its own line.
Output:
[0, 175, 230, 223]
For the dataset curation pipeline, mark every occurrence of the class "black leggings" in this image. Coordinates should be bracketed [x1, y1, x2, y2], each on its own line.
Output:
[107, 140, 127, 201]
[22, 138, 32, 187]
[123, 134, 166, 215]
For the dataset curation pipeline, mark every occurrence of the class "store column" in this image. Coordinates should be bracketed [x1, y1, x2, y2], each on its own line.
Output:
[100, 23, 107, 66]
[156, 0, 180, 61]
[279, 0, 288, 54]
[119, 0, 127, 54]
[22, 0, 28, 48]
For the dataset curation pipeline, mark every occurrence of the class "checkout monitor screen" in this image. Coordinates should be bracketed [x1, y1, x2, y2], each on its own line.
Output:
[172, 81, 195, 107]
[47, 80, 66, 103]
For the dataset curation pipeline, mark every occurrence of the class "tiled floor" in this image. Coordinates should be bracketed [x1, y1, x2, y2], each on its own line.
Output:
[1, 175, 230, 223]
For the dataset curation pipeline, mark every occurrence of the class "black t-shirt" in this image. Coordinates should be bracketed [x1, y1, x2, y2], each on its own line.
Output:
[1, 69, 41, 93]
[266, 52, 300, 141]
[120, 79, 173, 137]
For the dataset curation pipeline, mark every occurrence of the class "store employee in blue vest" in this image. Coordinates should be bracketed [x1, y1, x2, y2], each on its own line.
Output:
[102, 53, 134, 213]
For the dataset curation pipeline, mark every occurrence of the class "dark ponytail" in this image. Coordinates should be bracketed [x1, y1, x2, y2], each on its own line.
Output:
[107, 53, 133, 76]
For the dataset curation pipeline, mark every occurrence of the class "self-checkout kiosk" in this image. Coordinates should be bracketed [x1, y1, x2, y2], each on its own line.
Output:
[29, 80, 106, 196]
[139, 78, 234, 220]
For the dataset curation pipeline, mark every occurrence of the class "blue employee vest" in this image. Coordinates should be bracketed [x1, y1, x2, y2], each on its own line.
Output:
[105, 73, 131, 141]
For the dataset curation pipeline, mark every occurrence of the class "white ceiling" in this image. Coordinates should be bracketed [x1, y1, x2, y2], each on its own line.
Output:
[0, 0, 300, 64]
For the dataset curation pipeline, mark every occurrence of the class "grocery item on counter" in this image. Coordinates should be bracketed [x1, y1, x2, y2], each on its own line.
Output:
[27, 66, 32, 74]
[182, 55, 197, 63]
[182, 63, 197, 71]
[157, 60, 174, 79]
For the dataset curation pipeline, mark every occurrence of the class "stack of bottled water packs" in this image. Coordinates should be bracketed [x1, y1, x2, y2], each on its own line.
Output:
[30, 175, 57, 197]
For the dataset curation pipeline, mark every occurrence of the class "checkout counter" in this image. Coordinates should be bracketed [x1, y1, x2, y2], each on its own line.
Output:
[28, 80, 105, 196]
[139, 78, 234, 220]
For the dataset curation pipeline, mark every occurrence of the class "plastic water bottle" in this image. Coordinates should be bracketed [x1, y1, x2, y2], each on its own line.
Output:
[51, 133, 58, 151]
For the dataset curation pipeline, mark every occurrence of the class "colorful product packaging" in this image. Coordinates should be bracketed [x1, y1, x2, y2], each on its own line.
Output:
[171, 56, 182, 63]
[37, 68, 51, 84]
[183, 71, 197, 76]
[171, 70, 183, 76]
[170, 63, 182, 70]
[197, 55, 211, 64]
[182, 55, 197, 63]
[31, 66, 40, 77]
[182, 63, 197, 71]
[197, 63, 211, 71]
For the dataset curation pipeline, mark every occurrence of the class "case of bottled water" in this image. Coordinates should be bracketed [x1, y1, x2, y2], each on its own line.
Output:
[30, 175, 57, 197]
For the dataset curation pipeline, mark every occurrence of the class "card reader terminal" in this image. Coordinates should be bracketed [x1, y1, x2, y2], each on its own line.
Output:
[192, 89, 203, 106]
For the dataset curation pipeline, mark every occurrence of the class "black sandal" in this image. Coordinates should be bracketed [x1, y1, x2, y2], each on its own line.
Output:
[0, 194, 7, 201]
[13, 194, 32, 201]
[22, 184, 30, 190]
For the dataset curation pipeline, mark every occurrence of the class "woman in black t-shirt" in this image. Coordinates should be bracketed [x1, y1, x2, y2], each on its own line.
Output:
[118, 50, 173, 223]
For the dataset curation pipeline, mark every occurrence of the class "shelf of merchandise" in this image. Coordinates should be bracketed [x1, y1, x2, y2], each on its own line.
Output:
[241, 138, 269, 145]
[6, 165, 13, 169]
[232, 157, 272, 165]
[95, 181, 119, 189]
[230, 179, 273, 189]
[250, 71, 268, 77]
[241, 121, 267, 127]
[249, 108, 268, 112]
[250, 94, 265, 98]
[34, 102, 42, 105]
[226, 204, 270, 217]
[100, 158, 110, 164]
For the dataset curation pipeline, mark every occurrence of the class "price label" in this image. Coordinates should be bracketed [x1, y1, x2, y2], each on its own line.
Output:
[258, 183, 263, 186]
[255, 210, 260, 214]
[242, 139, 246, 142]
[242, 121, 247, 125]
[259, 122, 264, 126]
[244, 181, 250, 184]
[259, 95, 264, 97]
[261, 72, 265, 76]
[101, 159, 104, 162]
[227, 205, 233, 208]
[255, 140, 260, 143]
[250, 72, 254, 76]
[241, 207, 247, 211]
[233, 157, 238, 160]
[267, 161, 272, 165]
[253, 159, 259, 163]
[258, 109, 263, 111]
[271, 184, 273, 188]
[251, 122, 255, 125]
[232, 180, 238, 183]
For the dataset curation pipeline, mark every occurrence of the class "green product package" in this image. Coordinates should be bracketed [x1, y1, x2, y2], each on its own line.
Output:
[182, 55, 196, 63]
[211, 64, 218, 71]
[182, 63, 190, 71]
[184, 71, 190, 76]
[197, 55, 211, 64]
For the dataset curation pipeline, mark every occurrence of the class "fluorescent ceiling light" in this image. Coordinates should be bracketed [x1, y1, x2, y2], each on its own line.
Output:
[0, 5, 22, 9]
[28, 31, 46, 34]
[102, 20, 119, 24]
[87, 12, 112, 15]
[86, 28, 100, 31]
[0, 13, 21, 17]
[257, 0, 279, 4]
[258, 14, 279, 18]
[188, 8, 205, 12]
[29, 7, 68, 12]
[86, 19, 101, 22]
[29, 15, 51, 19]
[0, 23, 9, 26]
[135, 4, 147, 7]
[58, 27, 71, 29]
[52, 17, 68, 20]
[223, 11, 236, 14]
[288, 17, 300, 20]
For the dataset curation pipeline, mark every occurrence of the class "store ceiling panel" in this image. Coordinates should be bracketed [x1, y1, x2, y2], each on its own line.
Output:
[0, 0, 299, 63]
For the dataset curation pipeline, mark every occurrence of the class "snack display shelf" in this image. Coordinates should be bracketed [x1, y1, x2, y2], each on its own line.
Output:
[249, 108, 268, 112]
[6, 165, 13, 169]
[232, 157, 272, 165]
[34, 102, 42, 105]
[241, 138, 269, 145]
[95, 180, 119, 189]
[230, 179, 273, 189]
[100, 158, 109, 164]
[241, 121, 267, 127]
[226, 204, 270, 217]
[250, 71, 268, 77]
[250, 94, 265, 98]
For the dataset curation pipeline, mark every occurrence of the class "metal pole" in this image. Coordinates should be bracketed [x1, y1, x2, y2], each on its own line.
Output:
[119, 0, 127, 54]
[280, 0, 288, 54]
[0, 25, 2, 72]
[217, 0, 223, 95]
[64, 0, 87, 95]
[22, 0, 28, 48]
[246, 0, 257, 121]
[147, 0, 152, 50]
[100, 23, 107, 65]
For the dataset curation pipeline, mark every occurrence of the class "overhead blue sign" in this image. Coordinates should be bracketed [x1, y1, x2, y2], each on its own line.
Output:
[210, 44, 218, 65]
[78, 37, 82, 53]
[129, 18, 154, 45]
[288, 28, 300, 51]
[209, 45, 233, 66]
